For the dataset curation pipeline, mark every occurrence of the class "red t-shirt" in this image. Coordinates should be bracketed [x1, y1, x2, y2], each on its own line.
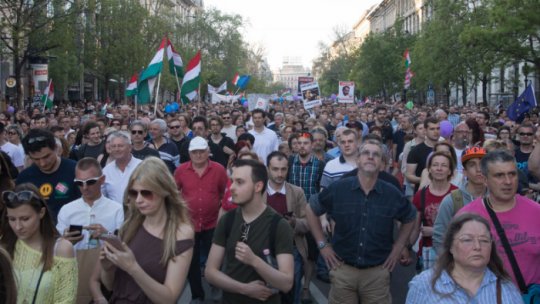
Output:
[413, 184, 457, 248]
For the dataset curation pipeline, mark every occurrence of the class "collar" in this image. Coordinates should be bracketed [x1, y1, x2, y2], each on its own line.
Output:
[81, 195, 105, 208]
[350, 176, 384, 194]
[267, 182, 286, 195]
[439, 268, 496, 287]
[339, 154, 346, 163]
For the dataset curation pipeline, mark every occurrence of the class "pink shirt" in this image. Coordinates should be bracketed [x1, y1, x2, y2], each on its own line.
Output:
[174, 161, 228, 232]
[457, 195, 540, 286]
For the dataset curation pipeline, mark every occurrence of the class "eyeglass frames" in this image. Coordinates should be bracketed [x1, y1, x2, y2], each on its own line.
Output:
[74, 176, 102, 187]
[127, 189, 155, 200]
[240, 222, 250, 243]
[2, 190, 45, 207]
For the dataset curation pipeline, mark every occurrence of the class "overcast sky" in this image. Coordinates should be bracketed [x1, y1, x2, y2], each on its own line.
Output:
[204, 0, 381, 70]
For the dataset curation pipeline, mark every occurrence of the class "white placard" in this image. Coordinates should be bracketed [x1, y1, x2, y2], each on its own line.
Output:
[300, 82, 322, 110]
[338, 81, 355, 103]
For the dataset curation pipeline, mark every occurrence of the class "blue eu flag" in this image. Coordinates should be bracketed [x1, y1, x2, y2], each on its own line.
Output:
[507, 84, 537, 122]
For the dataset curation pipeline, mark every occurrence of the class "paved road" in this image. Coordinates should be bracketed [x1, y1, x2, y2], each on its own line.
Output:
[179, 256, 418, 303]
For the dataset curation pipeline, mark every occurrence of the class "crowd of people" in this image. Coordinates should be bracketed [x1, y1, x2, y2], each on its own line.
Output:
[0, 97, 539, 304]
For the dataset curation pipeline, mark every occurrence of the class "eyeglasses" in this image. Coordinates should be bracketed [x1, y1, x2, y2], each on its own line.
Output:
[112, 122, 121, 126]
[222, 116, 231, 119]
[27, 136, 47, 144]
[457, 235, 492, 248]
[74, 176, 102, 187]
[7, 131, 17, 136]
[2, 190, 44, 207]
[360, 150, 382, 159]
[240, 222, 250, 242]
[519, 132, 533, 137]
[168, 125, 180, 129]
[127, 189, 154, 200]
[131, 130, 144, 135]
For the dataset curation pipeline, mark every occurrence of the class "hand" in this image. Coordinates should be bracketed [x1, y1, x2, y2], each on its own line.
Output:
[320, 245, 342, 270]
[421, 226, 433, 237]
[99, 246, 115, 272]
[242, 280, 273, 301]
[103, 242, 138, 274]
[84, 223, 108, 239]
[399, 247, 412, 266]
[320, 217, 333, 236]
[63, 229, 84, 244]
[285, 214, 296, 229]
[383, 244, 403, 271]
[235, 242, 258, 267]
[223, 146, 234, 155]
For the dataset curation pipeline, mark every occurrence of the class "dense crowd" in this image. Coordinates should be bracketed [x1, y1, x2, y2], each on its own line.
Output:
[0, 97, 539, 304]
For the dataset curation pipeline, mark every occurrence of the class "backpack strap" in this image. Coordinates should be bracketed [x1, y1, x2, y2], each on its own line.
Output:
[451, 189, 464, 215]
[420, 186, 428, 226]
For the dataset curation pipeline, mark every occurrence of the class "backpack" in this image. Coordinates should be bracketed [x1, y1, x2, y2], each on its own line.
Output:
[223, 209, 293, 304]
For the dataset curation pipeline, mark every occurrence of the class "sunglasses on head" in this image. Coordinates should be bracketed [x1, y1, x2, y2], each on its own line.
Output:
[127, 189, 154, 200]
[131, 130, 144, 135]
[240, 222, 250, 242]
[2, 190, 44, 207]
[27, 136, 47, 144]
[74, 176, 102, 187]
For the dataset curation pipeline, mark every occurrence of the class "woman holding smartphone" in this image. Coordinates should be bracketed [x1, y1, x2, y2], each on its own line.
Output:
[100, 157, 194, 303]
[1, 183, 77, 303]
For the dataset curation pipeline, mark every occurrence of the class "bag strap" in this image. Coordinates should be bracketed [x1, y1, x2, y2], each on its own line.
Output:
[420, 186, 428, 225]
[496, 277, 501, 304]
[451, 189, 464, 214]
[32, 266, 45, 304]
[484, 197, 528, 293]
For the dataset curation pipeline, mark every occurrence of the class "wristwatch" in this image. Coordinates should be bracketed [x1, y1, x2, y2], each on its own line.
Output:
[318, 241, 328, 250]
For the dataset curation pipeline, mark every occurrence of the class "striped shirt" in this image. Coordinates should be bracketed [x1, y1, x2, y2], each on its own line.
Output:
[320, 155, 356, 189]
[150, 137, 180, 173]
[287, 154, 325, 200]
[406, 268, 523, 304]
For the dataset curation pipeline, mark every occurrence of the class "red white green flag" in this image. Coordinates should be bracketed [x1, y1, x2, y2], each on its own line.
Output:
[404, 49, 414, 89]
[42, 80, 54, 110]
[126, 73, 138, 97]
[139, 38, 166, 82]
[180, 51, 201, 104]
[167, 38, 184, 77]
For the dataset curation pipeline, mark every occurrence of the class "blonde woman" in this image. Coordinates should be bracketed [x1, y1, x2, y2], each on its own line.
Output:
[100, 157, 194, 303]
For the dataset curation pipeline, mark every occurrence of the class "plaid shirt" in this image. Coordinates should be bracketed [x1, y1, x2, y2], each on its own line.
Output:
[287, 154, 325, 200]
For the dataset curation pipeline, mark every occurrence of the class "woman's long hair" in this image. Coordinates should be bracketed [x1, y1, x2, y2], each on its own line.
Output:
[0, 183, 59, 271]
[0, 247, 17, 304]
[431, 213, 510, 296]
[120, 157, 192, 265]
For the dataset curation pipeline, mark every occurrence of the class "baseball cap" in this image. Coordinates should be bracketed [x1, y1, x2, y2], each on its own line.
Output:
[461, 146, 486, 164]
[189, 136, 209, 151]
[346, 121, 364, 130]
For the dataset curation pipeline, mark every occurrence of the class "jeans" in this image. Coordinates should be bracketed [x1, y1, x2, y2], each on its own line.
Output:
[188, 228, 214, 300]
[293, 247, 304, 304]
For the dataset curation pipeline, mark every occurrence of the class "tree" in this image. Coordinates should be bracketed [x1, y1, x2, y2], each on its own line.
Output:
[0, 0, 78, 107]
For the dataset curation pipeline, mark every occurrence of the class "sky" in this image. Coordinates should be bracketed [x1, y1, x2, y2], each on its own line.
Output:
[203, 0, 381, 70]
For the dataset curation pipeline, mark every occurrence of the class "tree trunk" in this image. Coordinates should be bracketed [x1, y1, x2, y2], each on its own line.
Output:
[461, 77, 467, 107]
[482, 74, 488, 106]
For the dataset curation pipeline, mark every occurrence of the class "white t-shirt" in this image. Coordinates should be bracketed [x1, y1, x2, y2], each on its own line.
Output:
[249, 127, 279, 162]
[1, 141, 24, 167]
[102, 156, 142, 204]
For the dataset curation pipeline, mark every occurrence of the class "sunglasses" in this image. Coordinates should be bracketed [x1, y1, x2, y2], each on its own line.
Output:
[168, 125, 180, 129]
[112, 123, 121, 126]
[2, 190, 44, 207]
[74, 176, 102, 187]
[7, 131, 17, 136]
[27, 136, 47, 144]
[519, 132, 533, 137]
[131, 130, 144, 135]
[240, 222, 250, 242]
[222, 116, 231, 119]
[127, 189, 154, 200]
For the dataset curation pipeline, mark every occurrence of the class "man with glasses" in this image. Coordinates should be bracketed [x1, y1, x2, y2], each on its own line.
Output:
[209, 116, 235, 168]
[205, 159, 294, 304]
[175, 136, 228, 303]
[102, 131, 141, 204]
[220, 111, 237, 142]
[148, 118, 179, 173]
[457, 150, 540, 287]
[306, 140, 416, 304]
[0, 122, 24, 171]
[167, 118, 186, 155]
[179, 116, 220, 164]
[17, 128, 80, 222]
[130, 120, 160, 160]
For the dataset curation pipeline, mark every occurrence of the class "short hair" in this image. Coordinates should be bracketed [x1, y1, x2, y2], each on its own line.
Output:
[517, 123, 536, 133]
[209, 116, 223, 128]
[267, 151, 288, 167]
[374, 106, 387, 114]
[76, 157, 103, 175]
[232, 159, 268, 193]
[107, 130, 132, 145]
[424, 117, 439, 129]
[251, 108, 266, 118]
[82, 121, 100, 135]
[288, 133, 300, 149]
[130, 120, 147, 132]
[358, 139, 384, 155]
[150, 119, 167, 133]
[311, 127, 328, 139]
[5, 124, 22, 138]
[22, 128, 57, 154]
[413, 120, 423, 130]
[481, 150, 516, 176]
[192, 116, 208, 129]
[49, 125, 64, 134]
[238, 132, 255, 145]
[340, 128, 358, 139]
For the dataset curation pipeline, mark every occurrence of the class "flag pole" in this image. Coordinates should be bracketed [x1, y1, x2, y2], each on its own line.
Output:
[42, 79, 52, 112]
[134, 94, 138, 120]
[154, 72, 162, 116]
[173, 66, 182, 101]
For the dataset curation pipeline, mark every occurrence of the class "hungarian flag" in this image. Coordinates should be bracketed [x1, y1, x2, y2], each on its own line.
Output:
[139, 38, 166, 82]
[42, 80, 54, 110]
[232, 73, 240, 86]
[404, 49, 414, 89]
[167, 38, 184, 77]
[180, 51, 201, 104]
[138, 78, 156, 104]
[125, 73, 138, 97]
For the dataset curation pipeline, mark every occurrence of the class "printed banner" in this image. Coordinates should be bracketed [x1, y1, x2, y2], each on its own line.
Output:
[338, 81, 355, 103]
[300, 82, 322, 110]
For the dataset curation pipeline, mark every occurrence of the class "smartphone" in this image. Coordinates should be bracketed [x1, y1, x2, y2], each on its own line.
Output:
[284, 212, 294, 218]
[69, 225, 83, 236]
[100, 234, 124, 251]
